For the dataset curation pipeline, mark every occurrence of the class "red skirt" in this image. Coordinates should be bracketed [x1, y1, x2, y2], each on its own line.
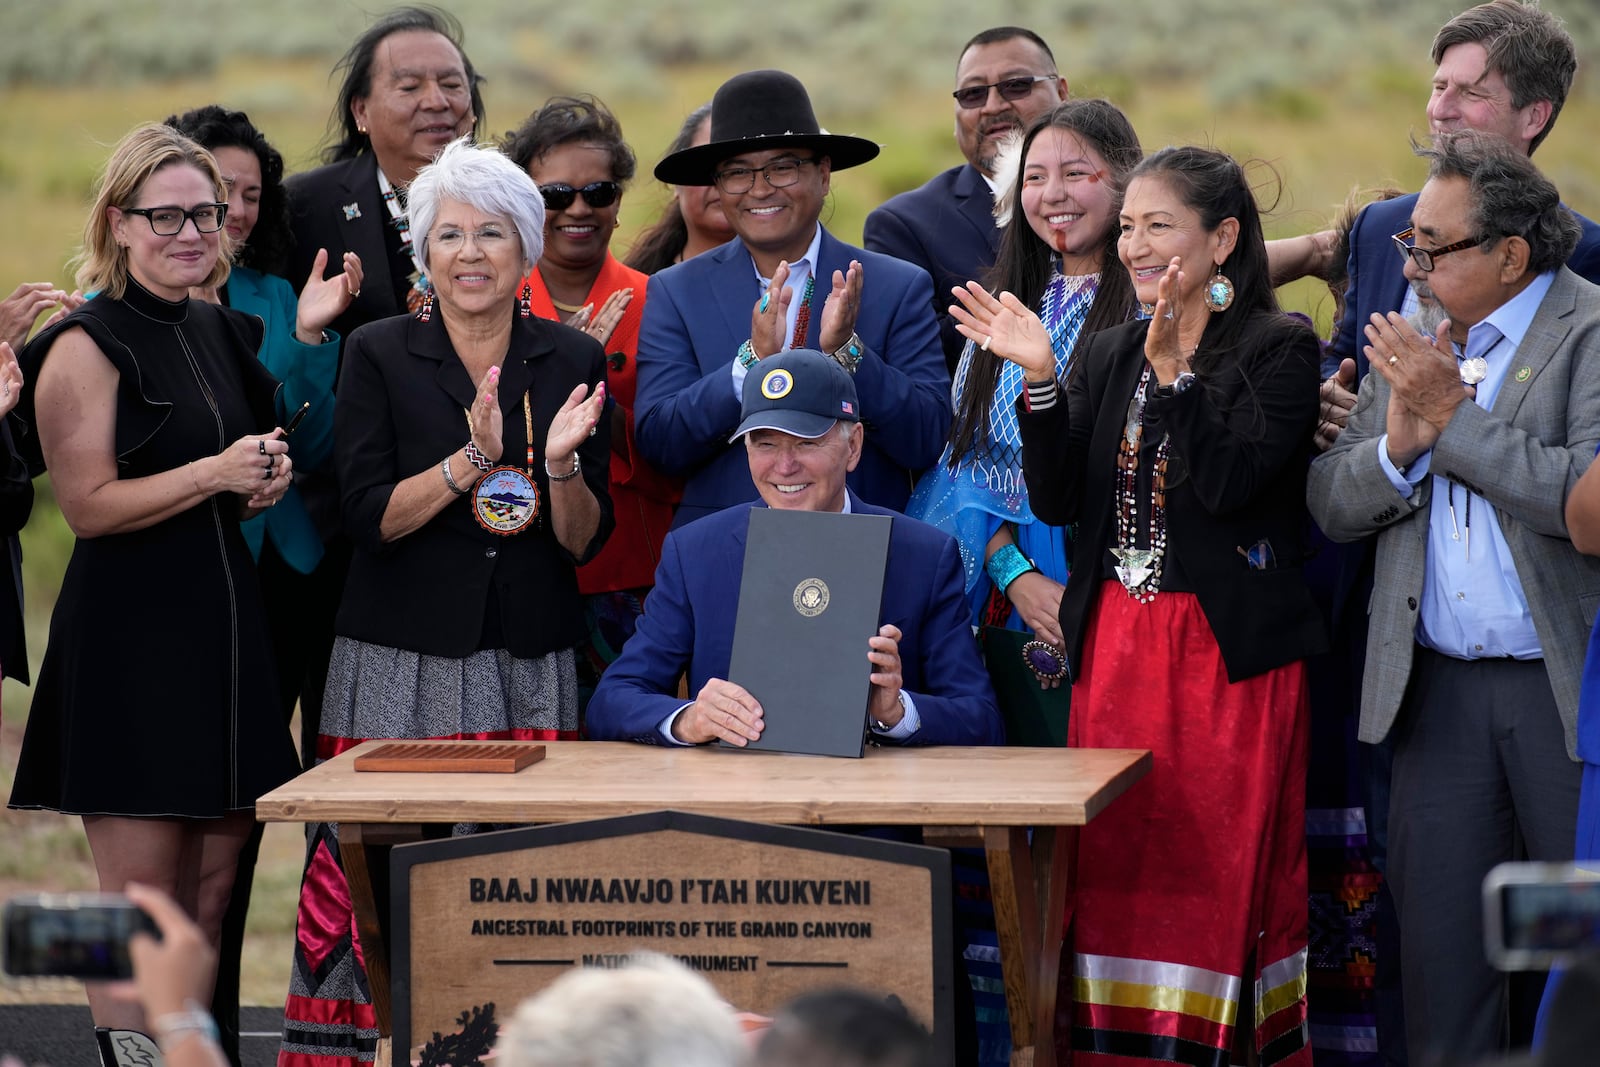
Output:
[1067, 581, 1310, 1066]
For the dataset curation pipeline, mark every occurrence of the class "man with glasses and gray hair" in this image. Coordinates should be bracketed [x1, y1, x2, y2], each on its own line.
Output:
[1307, 130, 1600, 1066]
[635, 69, 950, 529]
[864, 27, 1068, 371]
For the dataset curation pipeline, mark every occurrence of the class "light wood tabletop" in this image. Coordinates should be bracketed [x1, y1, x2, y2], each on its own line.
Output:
[256, 740, 1151, 827]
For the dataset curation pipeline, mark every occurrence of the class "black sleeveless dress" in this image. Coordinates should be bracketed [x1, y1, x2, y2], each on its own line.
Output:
[8, 280, 300, 817]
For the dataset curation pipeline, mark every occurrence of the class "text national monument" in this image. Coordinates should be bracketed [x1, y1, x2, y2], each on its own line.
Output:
[390, 812, 955, 1063]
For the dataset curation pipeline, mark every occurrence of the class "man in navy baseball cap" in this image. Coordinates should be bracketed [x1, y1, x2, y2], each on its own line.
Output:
[588, 347, 1000, 749]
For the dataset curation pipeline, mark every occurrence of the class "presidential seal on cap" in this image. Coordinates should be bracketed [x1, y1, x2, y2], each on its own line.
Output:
[731, 349, 861, 442]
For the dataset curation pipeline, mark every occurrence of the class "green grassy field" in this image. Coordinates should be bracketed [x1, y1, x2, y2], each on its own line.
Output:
[2, 0, 1599, 1007]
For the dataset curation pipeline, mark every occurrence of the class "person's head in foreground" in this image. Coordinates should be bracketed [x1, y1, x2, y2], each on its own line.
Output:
[754, 988, 933, 1067]
[494, 952, 747, 1067]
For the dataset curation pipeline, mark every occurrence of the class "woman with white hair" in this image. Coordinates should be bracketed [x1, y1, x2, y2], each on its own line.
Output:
[281, 138, 612, 1067]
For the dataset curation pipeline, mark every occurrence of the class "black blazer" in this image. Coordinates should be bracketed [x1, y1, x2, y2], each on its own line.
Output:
[1020, 312, 1327, 682]
[864, 163, 1002, 372]
[284, 154, 409, 339]
[333, 312, 614, 659]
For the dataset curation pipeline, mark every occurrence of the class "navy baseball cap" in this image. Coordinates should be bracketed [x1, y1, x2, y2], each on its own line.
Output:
[730, 349, 860, 441]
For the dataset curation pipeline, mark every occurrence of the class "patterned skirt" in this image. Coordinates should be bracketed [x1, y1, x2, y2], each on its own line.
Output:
[279, 638, 579, 1067]
[1066, 582, 1312, 1066]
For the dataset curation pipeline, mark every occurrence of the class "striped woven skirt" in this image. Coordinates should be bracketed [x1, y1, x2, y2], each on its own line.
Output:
[1066, 582, 1311, 1066]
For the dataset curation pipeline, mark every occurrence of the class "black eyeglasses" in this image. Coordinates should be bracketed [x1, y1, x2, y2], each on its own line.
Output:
[1391, 226, 1490, 272]
[952, 75, 1057, 110]
[540, 181, 621, 212]
[121, 203, 228, 236]
[713, 157, 816, 195]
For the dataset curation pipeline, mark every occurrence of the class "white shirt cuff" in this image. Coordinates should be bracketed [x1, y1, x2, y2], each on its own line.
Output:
[871, 691, 921, 741]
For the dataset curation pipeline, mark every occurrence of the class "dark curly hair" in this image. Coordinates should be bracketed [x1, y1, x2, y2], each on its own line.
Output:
[501, 94, 636, 183]
[624, 103, 713, 276]
[323, 5, 486, 165]
[165, 104, 291, 277]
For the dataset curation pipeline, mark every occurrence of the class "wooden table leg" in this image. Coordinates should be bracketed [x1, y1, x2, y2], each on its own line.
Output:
[338, 822, 423, 1063]
[979, 825, 1056, 1067]
[1032, 827, 1070, 1064]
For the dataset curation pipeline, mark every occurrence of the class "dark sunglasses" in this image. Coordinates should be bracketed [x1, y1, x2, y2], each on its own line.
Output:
[952, 75, 1057, 110]
[540, 181, 622, 212]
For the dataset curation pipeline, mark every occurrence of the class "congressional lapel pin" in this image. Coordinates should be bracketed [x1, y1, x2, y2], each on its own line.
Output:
[342, 202, 362, 221]
[1515, 366, 1532, 383]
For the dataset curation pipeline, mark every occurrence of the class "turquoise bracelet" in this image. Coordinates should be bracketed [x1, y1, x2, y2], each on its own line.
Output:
[986, 543, 1035, 595]
[737, 339, 759, 368]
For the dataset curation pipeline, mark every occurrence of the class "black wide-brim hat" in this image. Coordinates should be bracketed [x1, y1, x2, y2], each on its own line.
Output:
[654, 69, 881, 186]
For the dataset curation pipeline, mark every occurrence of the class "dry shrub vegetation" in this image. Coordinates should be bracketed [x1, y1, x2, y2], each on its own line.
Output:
[1, 0, 1599, 1006]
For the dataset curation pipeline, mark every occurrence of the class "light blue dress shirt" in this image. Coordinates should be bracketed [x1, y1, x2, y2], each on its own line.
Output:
[1378, 271, 1556, 660]
[730, 224, 826, 397]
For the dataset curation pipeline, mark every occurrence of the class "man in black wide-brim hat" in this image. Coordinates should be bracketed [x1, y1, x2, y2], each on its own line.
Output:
[633, 69, 951, 529]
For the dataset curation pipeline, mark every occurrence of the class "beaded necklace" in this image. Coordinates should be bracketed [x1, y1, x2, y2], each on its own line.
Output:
[1111, 365, 1170, 602]
[789, 274, 816, 349]
[377, 168, 431, 311]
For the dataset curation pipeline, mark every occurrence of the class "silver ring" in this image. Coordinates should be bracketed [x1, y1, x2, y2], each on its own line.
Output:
[980, 335, 992, 352]
[1388, 355, 1399, 366]
[257, 439, 267, 455]
[588, 425, 597, 437]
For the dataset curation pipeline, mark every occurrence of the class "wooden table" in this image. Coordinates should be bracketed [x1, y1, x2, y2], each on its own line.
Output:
[258, 740, 1149, 1066]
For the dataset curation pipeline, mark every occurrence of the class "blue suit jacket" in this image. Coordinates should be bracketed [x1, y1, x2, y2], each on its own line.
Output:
[227, 265, 339, 574]
[864, 163, 1001, 372]
[634, 228, 951, 528]
[586, 494, 1004, 747]
[1327, 192, 1600, 377]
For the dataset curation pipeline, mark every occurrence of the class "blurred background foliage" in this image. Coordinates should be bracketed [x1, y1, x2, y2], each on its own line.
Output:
[2, 0, 1600, 997]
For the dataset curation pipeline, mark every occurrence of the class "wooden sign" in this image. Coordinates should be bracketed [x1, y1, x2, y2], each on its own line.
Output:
[390, 811, 953, 1065]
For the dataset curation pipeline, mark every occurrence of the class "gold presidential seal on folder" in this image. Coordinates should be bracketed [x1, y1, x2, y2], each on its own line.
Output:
[793, 577, 830, 617]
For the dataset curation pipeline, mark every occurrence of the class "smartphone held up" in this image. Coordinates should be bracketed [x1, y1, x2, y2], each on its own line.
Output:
[2, 892, 158, 980]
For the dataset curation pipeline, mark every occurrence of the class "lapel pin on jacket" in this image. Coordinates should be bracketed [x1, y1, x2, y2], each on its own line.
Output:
[342, 202, 362, 221]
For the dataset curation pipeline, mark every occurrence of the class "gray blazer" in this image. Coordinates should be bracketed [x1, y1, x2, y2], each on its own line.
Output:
[1306, 267, 1600, 757]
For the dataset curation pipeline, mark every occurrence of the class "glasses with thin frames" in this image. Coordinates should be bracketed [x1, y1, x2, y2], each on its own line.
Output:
[121, 203, 228, 236]
[952, 75, 1057, 110]
[430, 224, 517, 254]
[1391, 226, 1488, 272]
[540, 181, 622, 212]
[713, 158, 817, 195]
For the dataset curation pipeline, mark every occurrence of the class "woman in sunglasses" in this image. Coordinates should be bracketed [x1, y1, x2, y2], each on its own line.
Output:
[7, 123, 299, 1049]
[504, 96, 680, 711]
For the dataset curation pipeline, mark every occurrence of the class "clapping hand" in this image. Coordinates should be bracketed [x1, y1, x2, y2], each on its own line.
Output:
[1144, 258, 1192, 385]
[470, 364, 504, 463]
[0, 282, 71, 351]
[1365, 312, 1466, 468]
[294, 249, 364, 345]
[818, 260, 863, 354]
[749, 261, 794, 360]
[0, 342, 23, 418]
[544, 381, 606, 468]
[948, 281, 1054, 381]
[569, 288, 633, 347]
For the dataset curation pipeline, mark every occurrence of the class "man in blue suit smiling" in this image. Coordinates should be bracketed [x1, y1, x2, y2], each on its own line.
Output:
[588, 349, 1000, 749]
[634, 70, 951, 529]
